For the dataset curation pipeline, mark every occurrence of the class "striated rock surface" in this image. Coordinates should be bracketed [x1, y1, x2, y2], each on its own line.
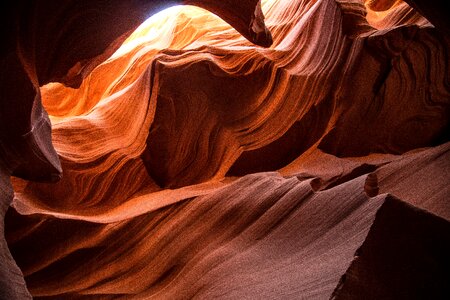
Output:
[1, 0, 449, 298]
[0, 167, 31, 299]
[332, 195, 450, 299]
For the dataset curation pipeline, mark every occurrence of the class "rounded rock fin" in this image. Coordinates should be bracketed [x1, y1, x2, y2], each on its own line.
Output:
[183, 0, 273, 47]
[0, 51, 62, 183]
[10, 96, 62, 183]
[251, 0, 273, 47]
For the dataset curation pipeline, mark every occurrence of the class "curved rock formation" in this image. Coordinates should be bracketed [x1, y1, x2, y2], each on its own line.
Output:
[1, 0, 449, 298]
[1, 0, 271, 298]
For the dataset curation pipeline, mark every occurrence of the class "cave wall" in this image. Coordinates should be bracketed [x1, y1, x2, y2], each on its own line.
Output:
[1, 0, 449, 298]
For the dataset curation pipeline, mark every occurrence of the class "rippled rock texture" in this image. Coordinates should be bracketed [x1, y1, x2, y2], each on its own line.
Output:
[1, 0, 449, 298]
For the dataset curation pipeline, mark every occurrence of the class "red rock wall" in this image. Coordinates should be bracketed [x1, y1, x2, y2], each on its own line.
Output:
[1, 0, 449, 298]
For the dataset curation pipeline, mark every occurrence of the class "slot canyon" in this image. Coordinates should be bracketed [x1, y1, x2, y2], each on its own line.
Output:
[1, 0, 449, 298]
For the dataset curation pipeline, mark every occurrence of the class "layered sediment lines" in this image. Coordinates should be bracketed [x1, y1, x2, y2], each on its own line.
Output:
[2, 0, 450, 298]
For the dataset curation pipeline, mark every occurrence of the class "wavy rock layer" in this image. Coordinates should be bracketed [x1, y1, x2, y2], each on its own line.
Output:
[2, 0, 450, 298]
